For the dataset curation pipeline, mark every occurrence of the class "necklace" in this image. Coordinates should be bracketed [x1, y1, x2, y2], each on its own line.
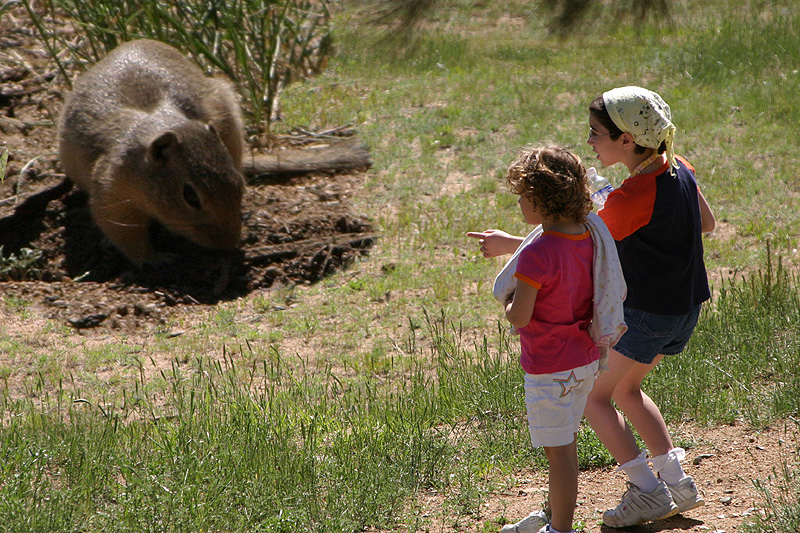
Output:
[631, 152, 661, 177]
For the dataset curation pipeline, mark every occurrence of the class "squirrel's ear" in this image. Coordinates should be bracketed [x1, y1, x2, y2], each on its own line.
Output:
[149, 131, 178, 162]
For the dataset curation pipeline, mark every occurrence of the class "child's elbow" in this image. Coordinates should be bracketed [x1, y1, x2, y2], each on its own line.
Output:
[505, 309, 531, 328]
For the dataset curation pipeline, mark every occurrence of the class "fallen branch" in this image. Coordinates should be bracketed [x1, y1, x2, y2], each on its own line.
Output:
[243, 138, 372, 183]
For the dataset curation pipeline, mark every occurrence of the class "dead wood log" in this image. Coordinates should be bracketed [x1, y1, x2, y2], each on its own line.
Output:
[243, 139, 372, 183]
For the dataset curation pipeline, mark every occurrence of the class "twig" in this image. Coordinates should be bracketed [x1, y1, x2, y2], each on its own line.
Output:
[7, 154, 50, 205]
[285, 124, 356, 139]
[703, 358, 751, 393]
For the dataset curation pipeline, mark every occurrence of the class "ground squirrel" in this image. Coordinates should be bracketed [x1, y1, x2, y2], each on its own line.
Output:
[58, 39, 246, 265]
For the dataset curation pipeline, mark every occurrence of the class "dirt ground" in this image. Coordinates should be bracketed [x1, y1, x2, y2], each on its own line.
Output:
[476, 420, 799, 533]
[387, 419, 800, 533]
[1, 7, 797, 533]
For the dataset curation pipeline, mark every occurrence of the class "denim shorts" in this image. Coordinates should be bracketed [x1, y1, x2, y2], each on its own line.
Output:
[613, 304, 702, 365]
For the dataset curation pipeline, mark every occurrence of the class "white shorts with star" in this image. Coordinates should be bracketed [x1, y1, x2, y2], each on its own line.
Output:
[524, 360, 599, 448]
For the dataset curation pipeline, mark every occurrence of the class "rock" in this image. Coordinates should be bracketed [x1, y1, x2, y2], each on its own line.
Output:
[68, 312, 109, 328]
[693, 453, 715, 465]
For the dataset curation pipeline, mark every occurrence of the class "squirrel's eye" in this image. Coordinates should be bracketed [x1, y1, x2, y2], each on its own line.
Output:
[183, 184, 202, 210]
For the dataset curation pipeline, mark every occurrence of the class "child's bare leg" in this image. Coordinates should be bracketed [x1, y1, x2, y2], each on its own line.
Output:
[584, 349, 642, 464]
[543, 439, 578, 533]
[610, 353, 673, 457]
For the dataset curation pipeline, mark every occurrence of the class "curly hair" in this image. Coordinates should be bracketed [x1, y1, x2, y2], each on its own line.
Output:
[505, 145, 592, 223]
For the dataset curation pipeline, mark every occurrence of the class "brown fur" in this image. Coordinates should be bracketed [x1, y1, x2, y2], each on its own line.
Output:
[58, 39, 246, 264]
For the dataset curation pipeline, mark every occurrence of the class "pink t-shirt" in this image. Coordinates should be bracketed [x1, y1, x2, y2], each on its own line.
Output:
[513, 230, 599, 375]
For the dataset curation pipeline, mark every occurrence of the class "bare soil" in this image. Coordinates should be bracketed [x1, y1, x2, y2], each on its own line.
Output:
[387, 419, 798, 533]
[479, 421, 798, 533]
[1, 7, 797, 533]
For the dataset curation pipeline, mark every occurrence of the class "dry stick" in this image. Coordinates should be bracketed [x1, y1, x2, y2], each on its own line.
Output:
[703, 358, 752, 393]
[0, 155, 53, 207]
[0, 147, 7, 182]
[243, 140, 372, 181]
[12, 155, 51, 205]
[266, 15, 285, 128]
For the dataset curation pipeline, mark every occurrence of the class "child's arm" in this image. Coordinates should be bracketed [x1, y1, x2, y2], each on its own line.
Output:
[467, 229, 524, 257]
[698, 189, 716, 233]
[505, 281, 538, 328]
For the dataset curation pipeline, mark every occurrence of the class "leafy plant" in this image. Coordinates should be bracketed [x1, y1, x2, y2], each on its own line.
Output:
[0, 146, 8, 182]
[0, 245, 43, 281]
[23, 0, 331, 140]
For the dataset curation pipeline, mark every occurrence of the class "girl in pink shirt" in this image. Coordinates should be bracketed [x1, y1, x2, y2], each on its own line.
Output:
[500, 145, 600, 533]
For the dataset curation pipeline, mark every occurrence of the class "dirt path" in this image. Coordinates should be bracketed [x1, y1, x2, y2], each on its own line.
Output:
[469, 421, 797, 533]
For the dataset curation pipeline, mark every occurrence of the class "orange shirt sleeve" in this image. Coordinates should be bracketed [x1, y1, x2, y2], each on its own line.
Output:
[514, 271, 542, 289]
[599, 174, 657, 241]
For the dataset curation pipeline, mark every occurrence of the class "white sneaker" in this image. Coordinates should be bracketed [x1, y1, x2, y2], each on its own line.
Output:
[666, 476, 705, 513]
[500, 510, 548, 533]
[602, 481, 678, 527]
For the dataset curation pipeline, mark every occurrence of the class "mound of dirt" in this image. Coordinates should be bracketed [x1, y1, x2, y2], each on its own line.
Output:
[1, 167, 375, 330]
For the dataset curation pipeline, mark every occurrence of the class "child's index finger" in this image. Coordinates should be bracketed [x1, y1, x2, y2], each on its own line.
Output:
[466, 231, 487, 239]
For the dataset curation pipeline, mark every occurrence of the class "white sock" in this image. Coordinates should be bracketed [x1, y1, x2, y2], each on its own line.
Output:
[618, 450, 660, 492]
[651, 447, 688, 485]
[549, 528, 573, 533]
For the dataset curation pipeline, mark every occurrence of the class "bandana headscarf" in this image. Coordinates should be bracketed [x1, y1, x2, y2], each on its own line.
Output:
[602, 86, 677, 171]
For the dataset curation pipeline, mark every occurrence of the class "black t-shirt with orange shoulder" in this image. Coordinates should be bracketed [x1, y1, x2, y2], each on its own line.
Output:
[599, 156, 710, 315]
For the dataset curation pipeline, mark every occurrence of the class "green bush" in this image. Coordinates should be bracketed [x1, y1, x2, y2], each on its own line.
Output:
[24, 0, 331, 139]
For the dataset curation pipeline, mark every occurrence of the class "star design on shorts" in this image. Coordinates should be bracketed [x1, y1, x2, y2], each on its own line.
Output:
[554, 371, 584, 398]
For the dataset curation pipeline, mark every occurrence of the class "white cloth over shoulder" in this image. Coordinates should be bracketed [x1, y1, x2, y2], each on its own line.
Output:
[492, 224, 543, 305]
[585, 211, 627, 372]
[491, 212, 626, 373]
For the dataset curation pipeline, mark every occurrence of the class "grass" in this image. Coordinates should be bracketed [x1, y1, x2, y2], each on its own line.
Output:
[2, 313, 618, 532]
[2, 0, 800, 531]
[741, 419, 800, 533]
[1, 264, 797, 531]
[653, 250, 800, 426]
